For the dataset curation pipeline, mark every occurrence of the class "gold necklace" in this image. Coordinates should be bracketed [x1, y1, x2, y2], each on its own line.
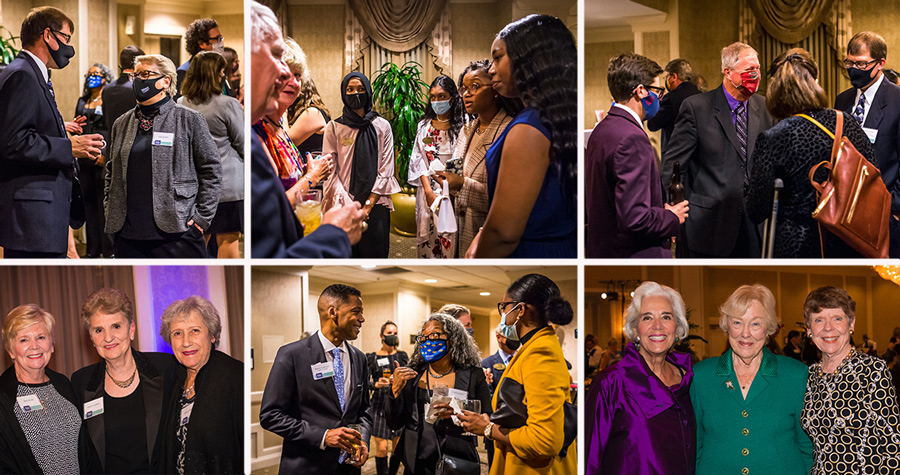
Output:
[106, 366, 137, 388]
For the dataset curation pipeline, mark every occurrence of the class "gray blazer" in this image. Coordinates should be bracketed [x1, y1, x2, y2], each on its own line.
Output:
[105, 99, 221, 233]
[178, 94, 244, 202]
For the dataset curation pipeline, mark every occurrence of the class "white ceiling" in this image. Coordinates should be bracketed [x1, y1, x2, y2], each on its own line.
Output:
[584, 0, 666, 29]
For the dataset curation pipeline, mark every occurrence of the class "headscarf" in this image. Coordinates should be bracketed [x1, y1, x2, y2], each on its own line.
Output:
[335, 72, 379, 204]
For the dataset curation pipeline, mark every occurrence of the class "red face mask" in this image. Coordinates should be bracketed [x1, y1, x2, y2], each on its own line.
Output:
[734, 70, 760, 95]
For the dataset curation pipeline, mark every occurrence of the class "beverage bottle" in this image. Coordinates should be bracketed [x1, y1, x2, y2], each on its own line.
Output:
[669, 161, 684, 204]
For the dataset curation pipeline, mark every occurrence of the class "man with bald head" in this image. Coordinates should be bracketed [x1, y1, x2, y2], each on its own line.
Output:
[260, 284, 372, 474]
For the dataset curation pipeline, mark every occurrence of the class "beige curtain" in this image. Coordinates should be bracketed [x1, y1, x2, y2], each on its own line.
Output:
[0, 267, 135, 377]
[349, 0, 448, 52]
[748, 0, 836, 44]
[224, 266, 244, 360]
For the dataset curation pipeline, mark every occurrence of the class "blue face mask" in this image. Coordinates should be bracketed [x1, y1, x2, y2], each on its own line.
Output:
[465, 327, 474, 337]
[420, 339, 448, 363]
[640, 90, 660, 120]
[432, 100, 451, 115]
[498, 303, 523, 342]
[87, 75, 103, 89]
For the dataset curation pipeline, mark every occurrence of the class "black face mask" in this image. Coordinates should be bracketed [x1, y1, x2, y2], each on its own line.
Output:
[45, 32, 75, 69]
[505, 339, 521, 351]
[346, 92, 367, 110]
[383, 334, 399, 347]
[133, 77, 165, 102]
[230, 78, 241, 94]
[848, 66, 876, 89]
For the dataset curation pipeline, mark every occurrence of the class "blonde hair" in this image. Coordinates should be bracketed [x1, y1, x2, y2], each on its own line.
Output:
[719, 284, 780, 336]
[283, 37, 308, 78]
[3, 304, 55, 349]
[134, 54, 177, 97]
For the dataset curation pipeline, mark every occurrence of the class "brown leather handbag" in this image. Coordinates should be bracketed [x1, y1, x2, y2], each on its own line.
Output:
[800, 111, 890, 258]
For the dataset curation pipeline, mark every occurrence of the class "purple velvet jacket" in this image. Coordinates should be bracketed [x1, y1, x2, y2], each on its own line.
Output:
[586, 107, 680, 258]
[586, 342, 696, 475]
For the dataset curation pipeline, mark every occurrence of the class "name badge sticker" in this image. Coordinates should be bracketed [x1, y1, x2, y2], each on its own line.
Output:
[377, 357, 390, 367]
[340, 136, 354, 146]
[152, 132, 175, 147]
[448, 388, 468, 401]
[84, 397, 104, 419]
[312, 361, 335, 380]
[95, 105, 103, 116]
[862, 127, 878, 144]
[16, 394, 42, 412]
[180, 401, 194, 426]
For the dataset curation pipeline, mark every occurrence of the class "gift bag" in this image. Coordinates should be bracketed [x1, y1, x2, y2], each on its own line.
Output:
[430, 180, 457, 234]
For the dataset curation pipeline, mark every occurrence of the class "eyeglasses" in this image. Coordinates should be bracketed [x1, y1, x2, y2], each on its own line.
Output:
[208, 35, 224, 43]
[459, 83, 487, 96]
[86, 73, 104, 78]
[644, 85, 665, 95]
[497, 301, 522, 314]
[129, 71, 164, 81]
[50, 28, 71, 43]
[416, 331, 448, 344]
[843, 59, 878, 70]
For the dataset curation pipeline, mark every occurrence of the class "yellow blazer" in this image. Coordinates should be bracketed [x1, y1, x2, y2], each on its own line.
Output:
[490, 326, 576, 475]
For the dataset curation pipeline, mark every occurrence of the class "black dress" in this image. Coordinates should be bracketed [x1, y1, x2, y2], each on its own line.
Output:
[385, 365, 491, 475]
[366, 350, 408, 439]
[296, 107, 331, 159]
[74, 96, 113, 257]
[747, 108, 876, 257]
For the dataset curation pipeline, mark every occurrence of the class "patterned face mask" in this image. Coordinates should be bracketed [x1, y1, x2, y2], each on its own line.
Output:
[420, 339, 448, 363]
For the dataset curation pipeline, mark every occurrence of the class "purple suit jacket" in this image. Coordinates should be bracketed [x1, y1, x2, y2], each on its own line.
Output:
[586, 107, 680, 257]
[586, 343, 696, 475]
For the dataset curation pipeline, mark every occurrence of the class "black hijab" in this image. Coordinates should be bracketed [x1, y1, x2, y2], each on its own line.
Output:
[336, 72, 379, 204]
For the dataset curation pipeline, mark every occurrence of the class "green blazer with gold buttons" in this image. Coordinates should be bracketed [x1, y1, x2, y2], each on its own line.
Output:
[690, 348, 812, 475]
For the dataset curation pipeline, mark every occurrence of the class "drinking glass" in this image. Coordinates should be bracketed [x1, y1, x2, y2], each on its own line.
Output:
[294, 189, 322, 236]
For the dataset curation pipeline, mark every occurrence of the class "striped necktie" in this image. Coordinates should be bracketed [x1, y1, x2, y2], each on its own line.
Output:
[853, 94, 866, 125]
[735, 102, 747, 159]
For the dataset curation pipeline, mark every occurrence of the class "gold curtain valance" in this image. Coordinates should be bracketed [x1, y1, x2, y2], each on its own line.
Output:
[349, 0, 448, 52]
[748, 0, 836, 44]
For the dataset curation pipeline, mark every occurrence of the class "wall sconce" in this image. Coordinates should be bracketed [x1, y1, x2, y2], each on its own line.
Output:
[125, 15, 136, 35]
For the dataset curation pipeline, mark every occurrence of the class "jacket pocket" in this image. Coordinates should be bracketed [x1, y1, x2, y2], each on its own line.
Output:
[689, 192, 715, 209]
[174, 181, 198, 199]
[14, 188, 53, 202]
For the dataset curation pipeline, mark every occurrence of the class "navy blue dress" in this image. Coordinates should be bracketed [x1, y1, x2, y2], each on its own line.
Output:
[485, 107, 576, 258]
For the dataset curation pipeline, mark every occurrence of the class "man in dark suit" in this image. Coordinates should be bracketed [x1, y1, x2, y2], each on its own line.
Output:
[249, 2, 364, 258]
[0, 6, 103, 258]
[662, 42, 775, 258]
[648, 58, 701, 153]
[834, 31, 900, 257]
[102, 45, 144, 131]
[480, 326, 519, 470]
[260, 284, 373, 475]
[586, 52, 687, 258]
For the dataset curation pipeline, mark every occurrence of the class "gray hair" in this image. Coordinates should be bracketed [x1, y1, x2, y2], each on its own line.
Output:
[720, 284, 779, 336]
[408, 313, 482, 369]
[623, 281, 689, 342]
[159, 296, 222, 349]
[721, 42, 757, 72]
[134, 54, 177, 97]
[251, 1, 281, 54]
[437, 303, 470, 320]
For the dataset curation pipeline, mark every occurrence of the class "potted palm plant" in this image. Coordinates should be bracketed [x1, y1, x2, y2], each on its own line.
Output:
[371, 61, 427, 236]
[0, 26, 21, 73]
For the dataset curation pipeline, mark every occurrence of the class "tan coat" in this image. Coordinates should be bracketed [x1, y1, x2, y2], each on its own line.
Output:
[452, 109, 514, 256]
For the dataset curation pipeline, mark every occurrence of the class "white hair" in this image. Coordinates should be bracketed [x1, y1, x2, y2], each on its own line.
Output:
[721, 42, 758, 72]
[623, 281, 689, 343]
[251, 1, 281, 53]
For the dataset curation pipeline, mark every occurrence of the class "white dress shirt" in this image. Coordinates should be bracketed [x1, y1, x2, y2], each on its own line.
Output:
[854, 71, 885, 126]
[317, 330, 352, 450]
[22, 49, 50, 84]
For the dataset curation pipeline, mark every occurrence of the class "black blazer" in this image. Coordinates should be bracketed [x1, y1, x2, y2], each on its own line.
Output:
[385, 365, 491, 474]
[101, 74, 136, 133]
[70, 349, 177, 473]
[160, 350, 243, 474]
[661, 85, 775, 257]
[0, 365, 100, 474]
[481, 351, 509, 395]
[259, 334, 373, 475]
[647, 81, 701, 152]
[250, 134, 352, 258]
[0, 51, 82, 253]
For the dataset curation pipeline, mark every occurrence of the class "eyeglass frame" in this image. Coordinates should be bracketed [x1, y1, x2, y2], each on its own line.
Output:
[207, 34, 225, 43]
[497, 301, 523, 314]
[843, 58, 879, 70]
[416, 331, 449, 344]
[49, 28, 71, 44]
[459, 82, 488, 96]
[128, 70, 165, 81]
[643, 84, 665, 95]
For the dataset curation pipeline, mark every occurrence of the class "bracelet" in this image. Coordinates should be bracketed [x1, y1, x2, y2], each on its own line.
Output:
[308, 179, 314, 188]
[484, 421, 494, 440]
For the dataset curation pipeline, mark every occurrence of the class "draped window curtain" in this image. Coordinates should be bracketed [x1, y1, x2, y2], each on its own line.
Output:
[0, 267, 244, 377]
[345, 1, 451, 88]
[740, 0, 852, 103]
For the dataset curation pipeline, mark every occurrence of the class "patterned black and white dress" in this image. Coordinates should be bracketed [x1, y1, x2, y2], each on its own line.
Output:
[366, 351, 408, 439]
[13, 381, 81, 474]
[801, 348, 900, 474]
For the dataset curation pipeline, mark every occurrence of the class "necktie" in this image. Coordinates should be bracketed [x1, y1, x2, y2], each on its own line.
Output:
[47, 78, 55, 99]
[735, 102, 747, 159]
[853, 94, 866, 125]
[332, 347, 345, 412]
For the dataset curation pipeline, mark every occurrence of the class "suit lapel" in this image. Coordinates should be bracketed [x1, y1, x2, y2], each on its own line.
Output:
[83, 365, 107, 470]
[747, 97, 762, 159]
[141, 364, 164, 463]
[18, 52, 65, 137]
[866, 87, 886, 130]
[308, 335, 343, 415]
[714, 87, 743, 157]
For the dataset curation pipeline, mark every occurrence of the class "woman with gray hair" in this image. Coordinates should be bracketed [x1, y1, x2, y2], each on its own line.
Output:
[158, 296, 243, 474]
[586, 281, 695, 474]
[386, 312, 490, 475]
[691, 284, 811, 475]
[105, 53, 221, 258]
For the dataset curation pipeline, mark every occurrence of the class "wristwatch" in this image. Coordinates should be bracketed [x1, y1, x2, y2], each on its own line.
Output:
[484, 422, 494, 440]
